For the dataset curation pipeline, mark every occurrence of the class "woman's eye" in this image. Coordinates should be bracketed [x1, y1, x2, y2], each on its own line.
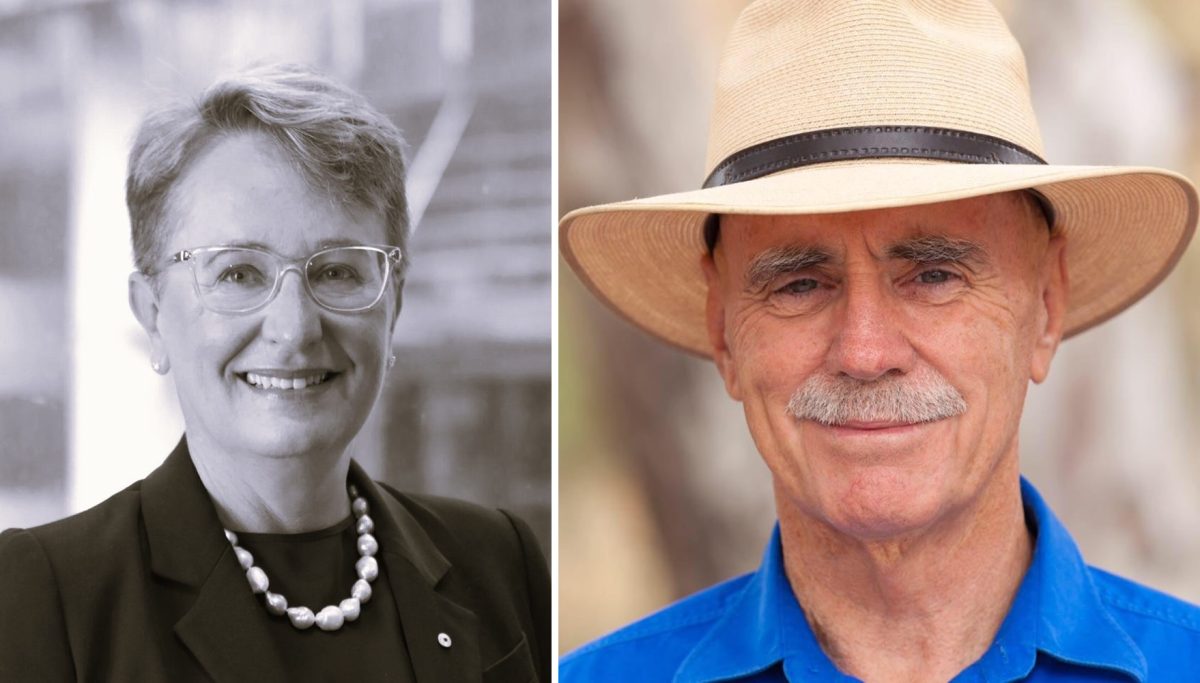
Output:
[218, 266, 264, 285]
[316, 265, 360, 282]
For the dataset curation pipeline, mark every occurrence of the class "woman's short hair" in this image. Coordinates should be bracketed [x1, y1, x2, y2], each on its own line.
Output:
[126, 63, 409, 275]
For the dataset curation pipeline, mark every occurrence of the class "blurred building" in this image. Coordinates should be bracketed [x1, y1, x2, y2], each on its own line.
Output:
[0, 0, 550, 550]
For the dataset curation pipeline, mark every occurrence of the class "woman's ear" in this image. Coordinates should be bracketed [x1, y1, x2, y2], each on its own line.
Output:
[389, 279, 405, 335]
[129, 272, 169, 373]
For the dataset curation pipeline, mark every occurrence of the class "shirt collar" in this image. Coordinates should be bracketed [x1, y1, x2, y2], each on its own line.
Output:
[673, 525, 852, 682]
[1012, 477, 1147, 680]
[673, 477, 1146, 682]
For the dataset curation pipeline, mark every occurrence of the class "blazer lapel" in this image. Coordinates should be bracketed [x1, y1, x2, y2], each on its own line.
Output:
[173, 552, 285, 682]
[352, 462, 483, 682]
[141, 438, 285, 682]
[385, 551, 482, 681]
[141, 443, 481, 682]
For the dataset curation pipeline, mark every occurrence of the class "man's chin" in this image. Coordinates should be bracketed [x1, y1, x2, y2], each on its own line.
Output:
[806, 468, 954, 541]
[825, 509, 944, 543]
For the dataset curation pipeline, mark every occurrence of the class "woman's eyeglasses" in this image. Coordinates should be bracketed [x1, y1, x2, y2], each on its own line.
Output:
[163, 245, 403, 314]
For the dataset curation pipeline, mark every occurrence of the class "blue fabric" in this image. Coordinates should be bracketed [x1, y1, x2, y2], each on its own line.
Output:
[560, 479, 1200, 682]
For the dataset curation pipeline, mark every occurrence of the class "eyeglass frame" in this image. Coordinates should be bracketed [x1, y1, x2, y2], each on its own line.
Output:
[159, 243, 405, 314]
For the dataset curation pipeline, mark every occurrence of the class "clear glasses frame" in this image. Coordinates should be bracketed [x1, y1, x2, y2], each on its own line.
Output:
[163, 244, 404, 314]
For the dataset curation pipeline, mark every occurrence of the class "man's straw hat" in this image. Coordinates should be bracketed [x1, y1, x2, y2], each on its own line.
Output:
[560, 0, 1198, 357]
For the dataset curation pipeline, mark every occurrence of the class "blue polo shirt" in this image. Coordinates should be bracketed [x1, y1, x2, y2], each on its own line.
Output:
[561, 479, 1200, 681]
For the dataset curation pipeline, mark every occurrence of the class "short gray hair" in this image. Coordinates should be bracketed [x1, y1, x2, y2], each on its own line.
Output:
[126, 63, 409, 274]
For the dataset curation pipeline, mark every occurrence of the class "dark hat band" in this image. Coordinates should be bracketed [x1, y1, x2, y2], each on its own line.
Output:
[703, 125, 1047, 189]
[702, 125, 1052, 250]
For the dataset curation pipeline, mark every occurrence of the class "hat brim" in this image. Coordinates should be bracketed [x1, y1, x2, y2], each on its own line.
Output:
[560, 161, 1198, 357]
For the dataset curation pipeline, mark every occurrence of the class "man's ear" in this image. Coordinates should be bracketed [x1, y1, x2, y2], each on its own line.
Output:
[129, 272, 169, 373]
[702, 251, 742, 401]
[1030, 234, 1068, 384]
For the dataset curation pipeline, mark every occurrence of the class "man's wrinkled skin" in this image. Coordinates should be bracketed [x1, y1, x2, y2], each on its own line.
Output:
[702, 193, 1069, 682]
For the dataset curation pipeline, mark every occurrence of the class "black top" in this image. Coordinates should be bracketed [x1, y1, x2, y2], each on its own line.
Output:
[236, 517, 415, 681]
[0, 437, 548, 682]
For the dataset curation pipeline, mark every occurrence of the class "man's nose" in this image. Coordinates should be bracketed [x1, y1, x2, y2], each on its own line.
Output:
[261, 268, 323, 348]
[826, 275, 915, 381]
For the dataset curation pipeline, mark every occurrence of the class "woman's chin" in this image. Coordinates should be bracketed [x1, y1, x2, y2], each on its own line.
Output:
[222, 424, 346, 461]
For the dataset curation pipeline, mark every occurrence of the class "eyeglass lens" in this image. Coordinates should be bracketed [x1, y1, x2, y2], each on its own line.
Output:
[190, 247, 390, 312]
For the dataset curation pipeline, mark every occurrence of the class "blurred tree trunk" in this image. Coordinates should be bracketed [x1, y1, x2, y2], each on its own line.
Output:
[1009, 0, 1200, 600]
[560, 0, 774, 601]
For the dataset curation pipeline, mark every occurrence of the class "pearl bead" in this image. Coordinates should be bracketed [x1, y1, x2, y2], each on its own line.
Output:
[234, 546, 254, 570]
[356, 555, 379, 582]
[351, 578, 373, 603]
[246, 566, 269, 594]
[264, 591, 288, 615]
[286, 606, 315, 629]
[356, 515, 374, 535]
[357, 533, 378, 557]
[230, 486, 381, 632]
[340, 597, 361, 621]
[315, 605, 345, 631]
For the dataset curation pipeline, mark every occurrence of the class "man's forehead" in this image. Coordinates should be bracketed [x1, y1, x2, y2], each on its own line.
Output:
[715, 192, 1039, 259]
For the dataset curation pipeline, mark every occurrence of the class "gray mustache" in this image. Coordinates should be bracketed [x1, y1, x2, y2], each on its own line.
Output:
[786, 369, 967, 427]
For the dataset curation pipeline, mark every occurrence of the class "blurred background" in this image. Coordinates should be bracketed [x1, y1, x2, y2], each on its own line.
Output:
[0, 0, 550, 553]
[560, 0, 1200, 653]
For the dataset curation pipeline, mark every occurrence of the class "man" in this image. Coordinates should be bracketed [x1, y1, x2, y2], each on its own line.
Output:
[559, 1, 1200, 681]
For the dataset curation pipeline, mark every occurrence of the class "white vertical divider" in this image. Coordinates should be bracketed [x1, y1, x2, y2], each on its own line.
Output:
[67, 69, 184, 514]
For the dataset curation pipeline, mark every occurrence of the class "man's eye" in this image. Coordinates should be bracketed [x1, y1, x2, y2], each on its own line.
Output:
[776, 278, 819, 295]
[916, 269, 957, 284]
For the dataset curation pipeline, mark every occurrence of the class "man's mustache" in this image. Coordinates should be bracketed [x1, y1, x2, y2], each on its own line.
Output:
[786, 368, 967, 427]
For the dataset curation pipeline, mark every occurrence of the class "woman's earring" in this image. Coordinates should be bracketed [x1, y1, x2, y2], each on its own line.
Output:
[151, 358, 169, 374]
[387, 353, 397, 370]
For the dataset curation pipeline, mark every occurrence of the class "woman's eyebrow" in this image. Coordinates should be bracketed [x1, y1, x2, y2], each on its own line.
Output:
[886, 235, 987, 266]
[212, 239, 272, 251]
[744, 245, 833, 291]
[317, 238, 368, 249]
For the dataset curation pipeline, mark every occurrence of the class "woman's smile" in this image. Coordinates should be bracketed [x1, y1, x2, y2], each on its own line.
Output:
[238, 370, 341, 393]
[146, 132, 398, 460]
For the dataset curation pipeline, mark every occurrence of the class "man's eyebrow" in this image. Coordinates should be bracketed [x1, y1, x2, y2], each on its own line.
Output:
[744, 246, 833, 291]
[886, 235, 987, 266]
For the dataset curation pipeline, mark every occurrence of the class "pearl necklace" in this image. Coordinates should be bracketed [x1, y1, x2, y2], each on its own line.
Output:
[223, 484, 380, 632]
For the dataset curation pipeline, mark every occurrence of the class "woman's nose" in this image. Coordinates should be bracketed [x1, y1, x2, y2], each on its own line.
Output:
[260, 269, 323, 348]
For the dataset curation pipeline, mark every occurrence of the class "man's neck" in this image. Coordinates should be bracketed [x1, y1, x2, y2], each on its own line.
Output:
[778, 465, 1032, 682]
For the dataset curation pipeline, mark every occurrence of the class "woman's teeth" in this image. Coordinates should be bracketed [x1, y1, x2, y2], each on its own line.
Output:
[244, 372, 330, 390]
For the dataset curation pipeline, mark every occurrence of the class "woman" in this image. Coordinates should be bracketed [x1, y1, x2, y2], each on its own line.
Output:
[0, 65, 548, 682]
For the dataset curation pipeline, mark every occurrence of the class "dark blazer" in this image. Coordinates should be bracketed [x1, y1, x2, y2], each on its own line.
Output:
[0, 438, 549, 682]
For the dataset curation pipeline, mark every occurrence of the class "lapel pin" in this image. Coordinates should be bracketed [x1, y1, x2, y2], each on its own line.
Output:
[437, 632, 452, 648]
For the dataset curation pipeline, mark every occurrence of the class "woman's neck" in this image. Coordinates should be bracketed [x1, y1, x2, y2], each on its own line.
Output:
[186, 431, 353, 534]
